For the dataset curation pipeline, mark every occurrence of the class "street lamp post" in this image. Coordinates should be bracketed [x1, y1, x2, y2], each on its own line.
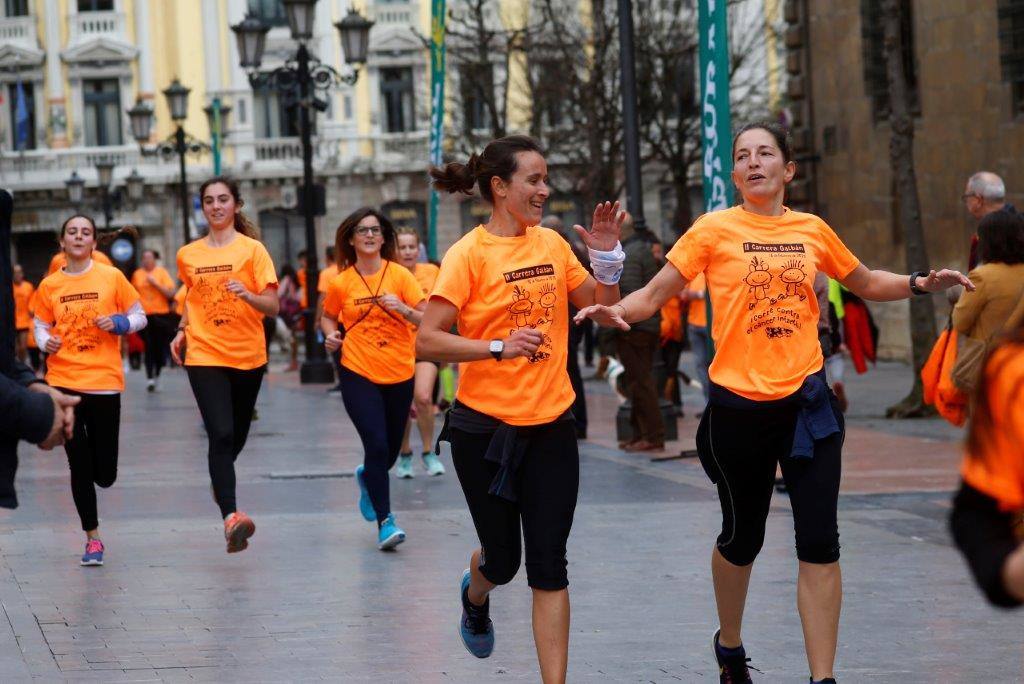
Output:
[232, 0, 373, 384]
[617, 0, 647, 233]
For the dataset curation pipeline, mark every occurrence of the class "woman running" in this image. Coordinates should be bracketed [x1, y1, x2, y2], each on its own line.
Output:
[170, 176, 279, 554]
[320, 208, 426, 550]
[131, 250, 177, 392]
[12, 264, 34, 364]
[395, 227, 446, 478]
[417, 135, 624, 682]
[33, 217, 146, 566]
[574, 121, 971, 683]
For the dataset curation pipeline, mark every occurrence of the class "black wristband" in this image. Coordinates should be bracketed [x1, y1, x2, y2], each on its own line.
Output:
[909, 270, 929, 296]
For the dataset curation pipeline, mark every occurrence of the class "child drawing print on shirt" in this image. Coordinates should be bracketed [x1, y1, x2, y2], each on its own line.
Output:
[538, 283, 558, 319]
[194, 272, 243, 327]
[777, 260, 808, 301]
[507, 285, 534, 330]
[743, 256, 773, 310]
[59, 302, 102, 352]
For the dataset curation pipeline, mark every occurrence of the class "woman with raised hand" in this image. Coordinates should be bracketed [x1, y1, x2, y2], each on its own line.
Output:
[34, 217, 146, 566]
[170, 176, 279, 554]
[320, 208, 426, 550]
[575, 121, 971, 684]
[417, 135, 623, 683]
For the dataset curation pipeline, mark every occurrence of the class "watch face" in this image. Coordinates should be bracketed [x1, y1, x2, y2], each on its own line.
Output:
[489, 340, 503, 353]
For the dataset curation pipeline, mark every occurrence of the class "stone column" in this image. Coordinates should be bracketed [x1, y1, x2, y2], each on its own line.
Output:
[43, 0, 67, 147]
[134, 0, 155, 99]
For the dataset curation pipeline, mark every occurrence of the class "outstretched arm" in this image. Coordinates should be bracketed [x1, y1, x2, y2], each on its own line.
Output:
[573, 261, 689, 330]
[841, 264, 973, 301]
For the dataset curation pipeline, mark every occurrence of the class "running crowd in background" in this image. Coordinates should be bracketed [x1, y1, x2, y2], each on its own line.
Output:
[3, 134, 1023, 684]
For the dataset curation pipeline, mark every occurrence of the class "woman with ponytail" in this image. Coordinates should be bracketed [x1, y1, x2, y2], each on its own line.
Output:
[417, 135, 625, 682]
[170, 177, 279, 554]
[33, 216, 146, 566]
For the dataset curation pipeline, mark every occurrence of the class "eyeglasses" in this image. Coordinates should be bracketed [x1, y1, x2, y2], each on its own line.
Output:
[354, 225, 383, 236]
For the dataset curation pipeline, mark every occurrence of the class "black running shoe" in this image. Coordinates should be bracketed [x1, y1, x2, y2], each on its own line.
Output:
[713, 629, 754, 683]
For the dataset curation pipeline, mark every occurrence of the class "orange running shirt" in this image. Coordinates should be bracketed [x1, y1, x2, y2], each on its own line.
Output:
[432, 225, 590, 426]
[12, 280, 34, 329]
[48, 250, 112, 275]
[26, 291, 39, 349]
[323, 261, 424, 384]
[173, 284, 187, 313]
[317, 264, 340, 294]
[413, 262, 441, 297]
[660, 296, 683, 343]
[961, 344, 1024, 511]
[686, 272, 708, 328]
[666, 206, 860, 401]
[176, 234, 278, 370]
[297, 268, 308, 307]
[34, 263, 141, 392]
[131, 266, 175, 315]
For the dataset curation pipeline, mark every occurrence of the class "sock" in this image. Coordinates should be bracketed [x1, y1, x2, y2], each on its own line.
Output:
[715, 635, 745, 658]
[462, 585, 489, 613]
[810, 679, 836, 684]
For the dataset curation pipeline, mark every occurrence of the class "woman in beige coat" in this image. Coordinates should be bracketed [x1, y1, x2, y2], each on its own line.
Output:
[953, 210, 1024, 345]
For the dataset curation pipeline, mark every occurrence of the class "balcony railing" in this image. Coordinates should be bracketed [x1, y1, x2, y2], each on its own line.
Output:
[371, 2, 417, 25]
[68, 11, 127, 44]
[373, 131, 428, 160]
[0, 15, 38, 50]
[0, 145, 144, 176]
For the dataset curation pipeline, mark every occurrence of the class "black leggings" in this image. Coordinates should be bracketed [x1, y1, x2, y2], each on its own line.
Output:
[141, 313, 175, 379]
[451, 421, 579, 590]
[949, 480, 1023, 608]
[186, 365, 265, 518]
[696, 396, 844, 566]
[338, 366, 414, 522]
[56, 390, 121, 532]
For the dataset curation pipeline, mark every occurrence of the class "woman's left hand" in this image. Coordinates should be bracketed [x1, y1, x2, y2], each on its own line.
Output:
[225, 279, 251, 301]
[919, 269, 975, 293]
[95, 315, 115, 332]
[574, 201, 626, 252]
[379, 294, 408, 316]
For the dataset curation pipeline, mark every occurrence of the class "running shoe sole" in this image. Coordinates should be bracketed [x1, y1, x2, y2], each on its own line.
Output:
[377, 529, 405, 550]
[226, 518, 255, 554]
[80, 558, 103, 567]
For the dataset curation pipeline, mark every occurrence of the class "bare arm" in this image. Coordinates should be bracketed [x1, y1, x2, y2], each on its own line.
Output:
[1003, 543, 1024, 602]
[568, 276, 620, 310]
[224, 281, 279, 317]
[380, 295, 426, 326]
[840, 264, 974, 302]
[574, 261, 689, 330]
[416, 298, 542, 363]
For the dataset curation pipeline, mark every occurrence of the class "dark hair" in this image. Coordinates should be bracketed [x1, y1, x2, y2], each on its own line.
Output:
[199, 176, 259, 239]
[325, 246, 335, 261]
[977, 210, 1024, 265]
[732, 120, 793, 163]
[60, 214, 139, 247]
[335, 207, 396, 268]
[429, 135, 544, 204]
[298, 250, 308, 260]
[280, 264, 298, 281]
[142, 248, 160, 260]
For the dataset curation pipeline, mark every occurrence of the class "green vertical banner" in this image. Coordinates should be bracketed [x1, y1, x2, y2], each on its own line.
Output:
[211, 98, 223, 175]
[697, 0, 732, 353]
[426, 0, 448, 262]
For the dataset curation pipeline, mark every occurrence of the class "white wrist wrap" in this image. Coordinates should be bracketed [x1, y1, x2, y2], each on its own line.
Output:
[589, 242, 625, 285]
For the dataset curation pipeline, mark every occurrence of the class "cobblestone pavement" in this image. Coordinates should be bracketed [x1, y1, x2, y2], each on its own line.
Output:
[0, 357, 1018, 682]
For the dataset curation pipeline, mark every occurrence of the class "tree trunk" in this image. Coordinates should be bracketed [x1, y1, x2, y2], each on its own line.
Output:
[880, 0, 937, 418]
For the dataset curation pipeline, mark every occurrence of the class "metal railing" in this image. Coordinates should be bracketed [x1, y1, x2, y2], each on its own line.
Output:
[68, 11, 126, 44]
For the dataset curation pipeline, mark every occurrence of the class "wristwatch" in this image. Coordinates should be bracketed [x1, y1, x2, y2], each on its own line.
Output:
[909, 270, 929, 296]
[489, 339, 504, 361]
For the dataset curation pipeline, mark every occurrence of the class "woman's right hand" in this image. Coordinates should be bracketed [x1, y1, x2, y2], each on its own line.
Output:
[324, 330, 344, 353]
[170, 330, 186, 365]
[502, 328, 544, 359]
[573, 304, 631, 331]
[44, 335, 62, 354]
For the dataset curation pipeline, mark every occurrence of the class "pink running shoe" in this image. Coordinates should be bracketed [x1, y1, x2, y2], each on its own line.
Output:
[81, 539, 104, 566]
[224, 512, 256, 553]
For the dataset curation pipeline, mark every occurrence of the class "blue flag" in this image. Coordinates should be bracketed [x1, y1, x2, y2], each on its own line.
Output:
[14, 80, 29, 151]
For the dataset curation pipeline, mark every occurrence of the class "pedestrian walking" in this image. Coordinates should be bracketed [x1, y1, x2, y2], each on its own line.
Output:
[170, 177, 279, 554]
[417, 135, 624, 683]
[131, 250, 176, 392]
[574, 121, 972, 684]
[12, 264, 34, 364]
[33, 215, 146, 566]
[395, 227, 447, 478]
[320, 208, 426, 550]
[277, 264, 302, 371]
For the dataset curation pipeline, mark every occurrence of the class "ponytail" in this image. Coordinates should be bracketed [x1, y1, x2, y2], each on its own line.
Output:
[428, 135, 543, 204]
[96, 224, 139, 246]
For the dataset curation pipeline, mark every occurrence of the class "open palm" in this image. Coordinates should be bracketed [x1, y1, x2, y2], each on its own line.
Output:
[574, 201, 625, 252]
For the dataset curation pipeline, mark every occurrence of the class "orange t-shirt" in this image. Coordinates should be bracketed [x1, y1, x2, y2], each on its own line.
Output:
[413, 262, 441, 297]
[131, 266, 175, 315]
[666, 205, 860, 401]
[176, 234, 278, 370]
[432, 225, 590, 426]
[316, 264, 340, 294]
[26, 291, 39, 349]
[12, 280, 35, 329]
[686, 272, 708, 328]
[173, 284, 187, 313]
[48, 250, 112, 275]
[961, 344, 1024, 511]
[660, 296, 683, 343]
[297, 268, 308, 307]
[34, 263, 141, 391]
[323, 261, 424, 384]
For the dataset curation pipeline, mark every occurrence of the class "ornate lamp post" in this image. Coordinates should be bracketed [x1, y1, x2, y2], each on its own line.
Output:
[232, 0, 373, 384]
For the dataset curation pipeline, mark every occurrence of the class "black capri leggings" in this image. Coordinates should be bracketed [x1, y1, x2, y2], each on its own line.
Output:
[56, 390, 121, 532]
[186, 365, 265, 518]
[451, 420, 579, 591]
[141, 313, 175, 379]
[949, 480, 1023, 608]
[696, 395, 844, 566]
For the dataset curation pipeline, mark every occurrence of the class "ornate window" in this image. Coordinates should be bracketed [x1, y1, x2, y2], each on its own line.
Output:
[83, 78, 122, 146]
[998, 0, 1024, 116]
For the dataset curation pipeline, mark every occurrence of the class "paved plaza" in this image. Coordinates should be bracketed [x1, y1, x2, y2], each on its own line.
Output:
[0, 356, 1019, 682]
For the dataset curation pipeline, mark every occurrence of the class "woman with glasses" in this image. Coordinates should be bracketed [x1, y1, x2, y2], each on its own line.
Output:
[320, 208, 427, 550]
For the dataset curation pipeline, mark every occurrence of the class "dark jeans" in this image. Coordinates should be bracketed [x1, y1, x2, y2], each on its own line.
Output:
[616, 329, 665, 443]
[186, 365, 265, 518]
[451, 420, 579, 590]
[57, 390, 121, 531]
[338, 366, 414, 522]
[141, 313, 175, 379]
[696, 396, 845, 565]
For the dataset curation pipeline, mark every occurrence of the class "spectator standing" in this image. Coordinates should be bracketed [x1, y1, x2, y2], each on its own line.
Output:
[963, 171, 1018, 271]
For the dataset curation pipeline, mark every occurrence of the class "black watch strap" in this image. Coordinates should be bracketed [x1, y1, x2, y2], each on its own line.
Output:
[909, 270, 929, 296]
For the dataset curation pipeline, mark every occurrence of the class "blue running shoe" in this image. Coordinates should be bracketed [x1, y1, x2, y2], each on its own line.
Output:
[377, 514, 405, 550]
[80, 539, 104, 566]
[354, 465, 375, 521]
[459, 568, 494, 658]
